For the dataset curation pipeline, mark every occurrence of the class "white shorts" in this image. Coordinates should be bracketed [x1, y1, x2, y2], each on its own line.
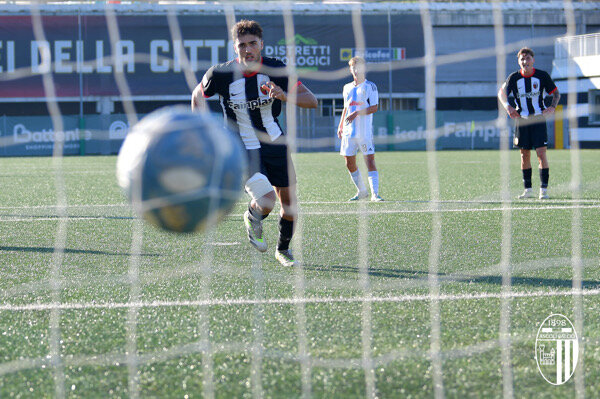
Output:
[339, 134, 375, 156]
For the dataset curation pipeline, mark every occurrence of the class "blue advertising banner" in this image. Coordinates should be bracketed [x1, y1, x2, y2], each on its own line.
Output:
[0, 114, 131, 156]
[0, 13, 423, 98]
[1, 111, 513, 156]
[372, 111, 511, 151]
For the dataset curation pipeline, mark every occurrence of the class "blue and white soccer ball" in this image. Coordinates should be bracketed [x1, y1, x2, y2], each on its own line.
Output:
[116, 106, 247, 233]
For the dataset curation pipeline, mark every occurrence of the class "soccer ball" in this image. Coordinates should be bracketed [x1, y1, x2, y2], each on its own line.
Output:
[116, 106, 247, 233]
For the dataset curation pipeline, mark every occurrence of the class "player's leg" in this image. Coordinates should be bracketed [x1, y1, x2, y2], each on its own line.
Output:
[518, 149, 534, 198]
[243, 149, 273, 252]
[536, 146, 549, 169]
[345, 154, 358, 172]
[247, 176, 276, 218]
[520, 148, 532, 172]
[273, 185, 296, 267]
[534, 120, 550, 199]
[517, 122, 534, 199]
[262, 152, 297, 267]
[361, 135, 382, 202]
[536, 146, 549, 199]
[340, 135, 368, 200]
[344, 155, 368, 200]
[244, 173, 275, 252]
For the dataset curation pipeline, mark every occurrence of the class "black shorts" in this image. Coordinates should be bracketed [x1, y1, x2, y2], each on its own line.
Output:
[246, 146, 296, 188]
[514, 117, 548, 150]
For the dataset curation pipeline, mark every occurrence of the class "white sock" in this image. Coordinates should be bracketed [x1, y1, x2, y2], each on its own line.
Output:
[368, 171, 379, 195]
[350, 170, 367, 193]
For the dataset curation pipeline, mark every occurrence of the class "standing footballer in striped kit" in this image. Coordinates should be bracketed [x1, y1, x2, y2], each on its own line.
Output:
[337, 56, 383, 202]
[498, 47, 560, 200]
[192, 20, 317, 267]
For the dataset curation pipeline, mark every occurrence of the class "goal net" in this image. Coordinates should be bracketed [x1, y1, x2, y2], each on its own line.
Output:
[0, 1, 597, 398]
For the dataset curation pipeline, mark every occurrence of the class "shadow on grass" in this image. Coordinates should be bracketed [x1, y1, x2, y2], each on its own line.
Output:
[0, 246, 159, 257]
[302, 263, 600, 289]
[305, 264, 428, 279]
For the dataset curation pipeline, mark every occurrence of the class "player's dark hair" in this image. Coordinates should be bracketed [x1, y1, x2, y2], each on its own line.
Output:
[231, 20, 263, 41]
[517, 47, 534, 58]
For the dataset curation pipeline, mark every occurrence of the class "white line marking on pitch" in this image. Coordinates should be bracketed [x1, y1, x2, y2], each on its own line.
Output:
[0, 198, 598, 211]
[294, 199, 600, 205]
[0, 203, 598, 223]
[0, 204, 129, 210]
[1, 288, 598, 312]
[294, 204, 600, 216]
[0, 216, 132, 222]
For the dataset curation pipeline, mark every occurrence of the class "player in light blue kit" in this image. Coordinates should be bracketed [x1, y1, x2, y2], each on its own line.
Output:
[336, 56, 383, 202]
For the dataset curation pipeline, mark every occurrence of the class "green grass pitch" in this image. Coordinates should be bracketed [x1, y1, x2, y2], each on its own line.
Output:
[0, 150, 599, 398]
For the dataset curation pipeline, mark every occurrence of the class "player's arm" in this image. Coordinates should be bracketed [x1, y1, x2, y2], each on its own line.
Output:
[345, 105, 378, 124]
[261, 81, 318, 109]
[191, 84, 207, 111]
[294, 83, 318, 108]
[542, 87, 561, 116]
[337, 107, 347, 138]
[498, 82, 519, 119]
[192, 68, 216, 112]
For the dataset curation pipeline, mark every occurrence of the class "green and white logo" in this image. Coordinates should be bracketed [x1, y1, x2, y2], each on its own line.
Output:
[264, 34, 330, 70]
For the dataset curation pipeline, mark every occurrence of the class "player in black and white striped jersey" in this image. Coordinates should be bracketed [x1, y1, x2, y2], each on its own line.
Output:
[498, 47, 560, 200]
[192, 20, 317, 267]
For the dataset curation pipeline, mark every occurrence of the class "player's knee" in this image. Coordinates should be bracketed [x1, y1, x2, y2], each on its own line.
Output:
[279, 202, 297, 219]
[345, 157, 357, 171]
[245, 173, 275, 208]
[256, 192, 276, 213]
[365, 158, 376, 171]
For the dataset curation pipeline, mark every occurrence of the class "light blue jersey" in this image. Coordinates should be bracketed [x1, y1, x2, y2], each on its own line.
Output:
[342, 80, 378, 139]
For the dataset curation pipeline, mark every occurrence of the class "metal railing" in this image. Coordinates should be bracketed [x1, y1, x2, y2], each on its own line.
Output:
[555, 32, 600, 60]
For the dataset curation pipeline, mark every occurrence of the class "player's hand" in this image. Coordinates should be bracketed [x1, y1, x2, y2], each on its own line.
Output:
[542, 106, 555, 116]
[506, 105, 520, 119]
[337, 128, 342, 139]
[345, 111, 358, 124]
[261, 81, 287, 102]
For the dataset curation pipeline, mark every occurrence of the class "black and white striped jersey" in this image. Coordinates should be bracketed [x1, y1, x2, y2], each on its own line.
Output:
[504, 68, 557, 118]
[198, 56, 290, 153]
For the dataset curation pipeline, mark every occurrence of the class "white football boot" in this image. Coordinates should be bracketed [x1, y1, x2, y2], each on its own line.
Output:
[349, 191, 369, 201]
[517, 188, 534, 199]
[244, 210, 267, 252]
[275, 249, 295, 267]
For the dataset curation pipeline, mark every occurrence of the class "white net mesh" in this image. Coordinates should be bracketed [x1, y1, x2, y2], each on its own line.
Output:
[0, 1, 598, 398]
